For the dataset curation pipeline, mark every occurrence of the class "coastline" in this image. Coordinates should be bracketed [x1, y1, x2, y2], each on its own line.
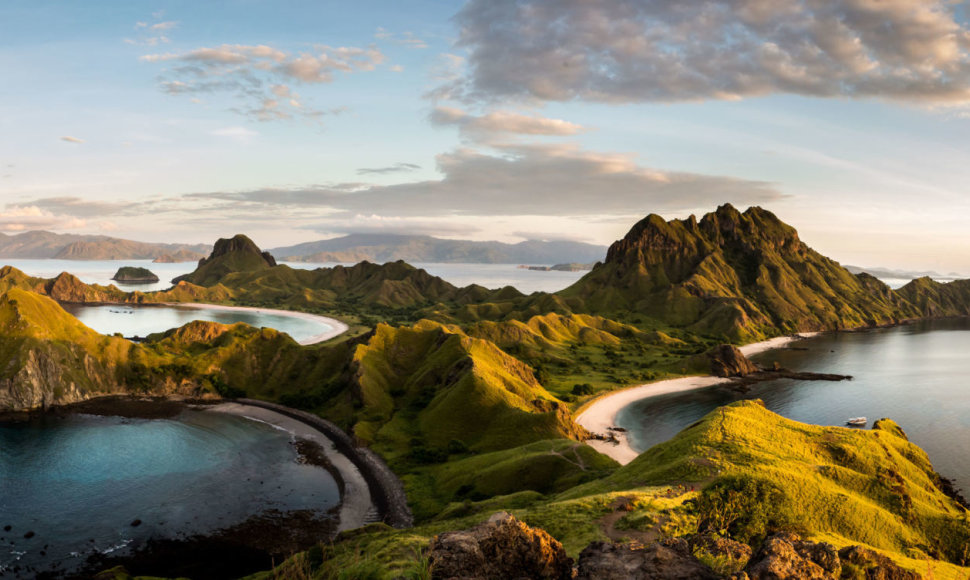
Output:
[576, 333, 819, 465]
[165, 302, 350, 345]
[204, 401, 376, 532]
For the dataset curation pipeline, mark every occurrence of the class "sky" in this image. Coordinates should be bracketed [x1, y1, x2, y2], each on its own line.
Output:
[4, 0, 970, 273]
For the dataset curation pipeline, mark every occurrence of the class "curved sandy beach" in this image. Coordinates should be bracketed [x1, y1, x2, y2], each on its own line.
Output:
[204, 402, 377, 532]
[169, 303, 349, 345]
[576, 333, 819, 465]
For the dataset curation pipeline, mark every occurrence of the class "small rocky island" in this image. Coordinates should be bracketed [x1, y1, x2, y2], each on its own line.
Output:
[111, 266, 160, 284]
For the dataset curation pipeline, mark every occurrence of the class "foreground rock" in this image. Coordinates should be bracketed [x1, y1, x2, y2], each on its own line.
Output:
[743, 532, 921, 580]
[428, 513, 572, 580]
[577, 538, 719, 580]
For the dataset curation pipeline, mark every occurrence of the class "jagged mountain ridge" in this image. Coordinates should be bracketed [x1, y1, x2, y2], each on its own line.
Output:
[559, 204, 921, 341]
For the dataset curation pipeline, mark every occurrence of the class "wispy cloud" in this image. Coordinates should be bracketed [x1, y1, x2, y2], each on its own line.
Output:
[181, 143, 784, 218]
[60, 136, 84, 144]
[452, 0, 970, 104]
[357, 163, 421, 175]
[430, 106, 585, 141]
[141, 43, 384, 121]
[126, 14, 177, 46]
[374, 28, 428, 49]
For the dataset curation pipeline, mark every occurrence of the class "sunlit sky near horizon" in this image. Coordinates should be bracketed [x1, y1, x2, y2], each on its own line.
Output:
[4, 0, 970, 273]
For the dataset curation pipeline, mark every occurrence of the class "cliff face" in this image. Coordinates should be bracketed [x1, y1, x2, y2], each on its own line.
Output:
[560, 204, 918, 341]
[172, 234, 277, 286]
[0, 289, 131, 410]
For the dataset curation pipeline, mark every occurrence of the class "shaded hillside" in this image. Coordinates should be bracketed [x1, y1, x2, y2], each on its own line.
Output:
[269, 233, 607, 264]
[0, 230, 209, 259]
[558, 204, 920, 341]
[895, 277, 970, 317]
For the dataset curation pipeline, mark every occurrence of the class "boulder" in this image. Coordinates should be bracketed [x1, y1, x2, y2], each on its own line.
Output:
[428, 512, 572, 580]
[746, 532, 838, 579]
[576, 538, 719, 580]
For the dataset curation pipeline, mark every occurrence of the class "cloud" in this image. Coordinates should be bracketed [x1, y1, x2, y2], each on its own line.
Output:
[183, 143, 783, 218]
[126, 15, 176, 46]
[357, 163, 421, 175]
[60, 136, 84, 144]
[15, 196, 144, 217]
[141, 43, 384, 121]
[430, 106, 585, 141]
[453, 0, 970, 104]
[374, 28, 429, 49]
[0, 206, 86, 232]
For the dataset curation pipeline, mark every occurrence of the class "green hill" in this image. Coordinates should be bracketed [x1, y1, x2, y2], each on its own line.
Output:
[558, 204, 918, 341]
[265, 401, 970, 579]
[0, 289, 134, 410]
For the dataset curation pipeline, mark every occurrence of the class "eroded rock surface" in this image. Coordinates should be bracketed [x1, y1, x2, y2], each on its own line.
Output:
[428, 512, 572, 580]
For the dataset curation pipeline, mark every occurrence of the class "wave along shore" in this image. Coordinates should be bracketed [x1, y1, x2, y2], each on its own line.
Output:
[576, 334, 819, 465]
[169, 303, 349, 344]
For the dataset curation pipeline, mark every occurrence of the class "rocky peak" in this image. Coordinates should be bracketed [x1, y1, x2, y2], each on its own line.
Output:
[204, 234, 276, 268]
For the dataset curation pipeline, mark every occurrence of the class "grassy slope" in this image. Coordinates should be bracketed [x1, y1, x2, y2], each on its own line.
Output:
[258, 401, 970, 580]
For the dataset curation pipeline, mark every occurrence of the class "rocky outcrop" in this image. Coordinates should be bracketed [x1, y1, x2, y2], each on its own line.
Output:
[746, 532, 841, 579]
[112, 266, 160, 283]
[837, 546, 922, 580]
[741, 533, 922, 580]
[428, 513, 572, 580]
[706, 344, 759, 377]
[576, 538, 719, 580]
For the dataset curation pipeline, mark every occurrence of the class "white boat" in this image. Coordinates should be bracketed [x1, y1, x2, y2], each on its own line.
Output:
[846, 417, 867, 426]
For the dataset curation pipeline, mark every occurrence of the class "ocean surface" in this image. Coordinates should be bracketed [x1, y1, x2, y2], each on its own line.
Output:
[0, 409, 340, 576]
[617, 318, 970, 493]
[0, 259, 588, 295]
[60, 303, 333, 342]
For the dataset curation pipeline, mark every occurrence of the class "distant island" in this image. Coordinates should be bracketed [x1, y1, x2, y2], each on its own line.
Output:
[268, 233, 607, 265]
[519, 262, 596, 272]
[111, 266, 160, 284]
[0, 230, 210, 261]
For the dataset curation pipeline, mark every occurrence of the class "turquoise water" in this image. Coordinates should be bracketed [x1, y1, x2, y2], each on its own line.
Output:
[0, 410, 339, 576]
[60, 303, 332, 343]
[617, 318, 970, 493]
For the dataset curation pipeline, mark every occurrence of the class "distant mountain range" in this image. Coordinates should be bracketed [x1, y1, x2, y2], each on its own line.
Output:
[845, 265, 963, 280]
[0, 231, 210, 261]
[267, 233, 608, 264]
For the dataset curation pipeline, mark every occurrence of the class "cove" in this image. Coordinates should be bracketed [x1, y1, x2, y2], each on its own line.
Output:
[60, 303, 345, 344]
[616, 318, 970, 493]
[0, 408, 340, 577]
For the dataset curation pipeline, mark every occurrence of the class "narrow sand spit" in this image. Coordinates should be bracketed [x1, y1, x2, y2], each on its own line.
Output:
[205, 402, 375, 532]
[168, 303, 349, 345]
[576, 333, 820, 465]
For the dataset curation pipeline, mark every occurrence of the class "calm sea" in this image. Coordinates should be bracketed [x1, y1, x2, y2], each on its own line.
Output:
[617, 318, 970, 493]
[0, 409, 339, 576]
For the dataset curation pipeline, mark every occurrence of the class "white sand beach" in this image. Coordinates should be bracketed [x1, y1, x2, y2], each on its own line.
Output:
[170, 303, 349, 345]
[205, 402, 376, 532]
[576, 333, 819, 465]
